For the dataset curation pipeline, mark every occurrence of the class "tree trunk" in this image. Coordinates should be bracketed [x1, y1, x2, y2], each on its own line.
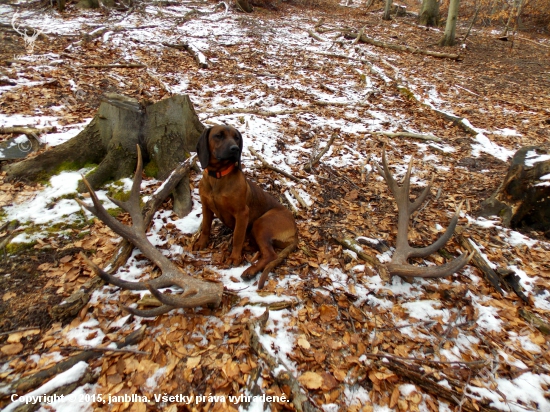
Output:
[439, 0, 460, 46]
[478, 146, 550, 237]
[383, 0, 392, 20]
[3, 94, 204, 217]
[419, 0, 440, 26]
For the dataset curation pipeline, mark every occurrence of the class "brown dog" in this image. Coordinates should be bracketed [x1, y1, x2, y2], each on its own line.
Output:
[193, 125, 298, 289]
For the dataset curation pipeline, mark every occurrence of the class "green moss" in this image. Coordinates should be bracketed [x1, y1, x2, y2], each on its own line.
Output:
[144, 159, 159, 178]
[107, 207, 123, 217]
[37, 161, 98, 185]
[5, 241, 36, 254]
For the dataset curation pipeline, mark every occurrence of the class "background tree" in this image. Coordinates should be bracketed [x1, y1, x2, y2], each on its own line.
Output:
[439, 0, 460, 46]
[383, 0, 393, 20]
[419, 0, 440, 26]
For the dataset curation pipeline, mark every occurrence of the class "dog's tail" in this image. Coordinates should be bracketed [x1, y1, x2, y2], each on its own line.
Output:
[258, 235, 299, 289]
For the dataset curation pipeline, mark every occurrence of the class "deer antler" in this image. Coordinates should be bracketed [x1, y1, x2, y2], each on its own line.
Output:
[374, 146, 473, 278]
[77, 146, 223, 317]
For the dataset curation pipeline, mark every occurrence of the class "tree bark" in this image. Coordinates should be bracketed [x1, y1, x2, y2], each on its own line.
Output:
[439, 0, 460, 46]
[3, 93, 204, 217]
[383, 0, 392, 20]
[419, 0, 440, 26]
[478, 146, 550, 237]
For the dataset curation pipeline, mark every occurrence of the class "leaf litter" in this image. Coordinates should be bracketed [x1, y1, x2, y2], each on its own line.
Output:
[0, 1, 549, 412]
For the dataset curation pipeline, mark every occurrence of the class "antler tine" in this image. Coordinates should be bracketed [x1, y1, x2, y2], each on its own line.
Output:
[377, 145, 399, 193]
[122, 304, 175, 318]
[76, 179, 138, 243]
[409, 201, 463, 259]
[388, 251, 474, 278]
[409, 174, 434, 214]
[105, 145, 146, 232]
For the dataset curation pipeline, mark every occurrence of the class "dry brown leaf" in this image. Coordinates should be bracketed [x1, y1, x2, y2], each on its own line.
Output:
[1, 343, 23, 355]
[297, 336, 311, 349]
[333, 369, 347, 382]
[390, 386, 400, 408]
[298, 371, 323, 389]
[7, 329, 40, 343]
[321, 372, 339, 391]
[320, 305, 338, 322]
[187, 355, 201, 369]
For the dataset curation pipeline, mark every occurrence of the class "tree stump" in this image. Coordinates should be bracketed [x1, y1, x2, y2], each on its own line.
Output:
[3, 93, 204, 217]
[478, 146, 550, 237]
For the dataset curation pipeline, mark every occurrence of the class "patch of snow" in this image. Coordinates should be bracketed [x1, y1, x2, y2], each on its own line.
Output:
[525, 150, 550, 167]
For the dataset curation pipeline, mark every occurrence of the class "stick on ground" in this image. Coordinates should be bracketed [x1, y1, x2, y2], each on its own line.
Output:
[248, 146, 303, 183]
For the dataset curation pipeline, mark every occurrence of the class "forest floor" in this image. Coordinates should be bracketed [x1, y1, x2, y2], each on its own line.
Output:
[0, 0, 550, 411]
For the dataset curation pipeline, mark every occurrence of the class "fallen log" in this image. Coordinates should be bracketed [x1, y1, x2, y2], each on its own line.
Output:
[454, 226, 504, 295]
[479, 146, 550, 236]
[372, 131, 442, 142]
[342, 30, 461, 60]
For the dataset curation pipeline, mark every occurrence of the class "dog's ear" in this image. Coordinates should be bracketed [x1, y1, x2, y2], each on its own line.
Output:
[196, 127, 211, 169]
[235, 129, 243, 169]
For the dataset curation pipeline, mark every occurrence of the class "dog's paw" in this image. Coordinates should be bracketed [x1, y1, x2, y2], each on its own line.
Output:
[192, 237, 209, 251]
[227, 254, 243, 267]
[241, 266, 258, 281]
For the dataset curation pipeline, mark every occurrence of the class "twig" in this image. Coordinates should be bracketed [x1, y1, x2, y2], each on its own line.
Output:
[376, 320, 435, 332]
[377, 357, 498, 412]
[332, 236, 387, 273]
[0, 326, 40, 337]
[365, 351, 488, 367]
[352, 26, 365, 45]
[163, 42, 208, 68]
[516, 35, 550, 49]
[307, 29, 325, 42]
[248, 310, 321, 412]
[437, 308, 463, 353]
[6, 326, 146, 395]
[372, 131, 442, 142]
[248, 146, 303, 183]
[304, 133, 338, 172]
[202, 107, 307, 118]
[0, 126, 55, 136]
[281, 178, 309, 210]
[59, 346, 150, 355]
[82, 63, 146, 69]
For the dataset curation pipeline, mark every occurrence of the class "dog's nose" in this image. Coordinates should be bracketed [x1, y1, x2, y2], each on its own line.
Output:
[229, 145, 240, 154]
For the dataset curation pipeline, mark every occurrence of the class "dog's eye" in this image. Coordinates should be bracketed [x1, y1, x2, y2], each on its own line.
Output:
[213, 134, 222, 140]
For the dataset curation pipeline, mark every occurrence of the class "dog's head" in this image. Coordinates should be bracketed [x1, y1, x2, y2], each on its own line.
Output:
[196, 125, 243, 170]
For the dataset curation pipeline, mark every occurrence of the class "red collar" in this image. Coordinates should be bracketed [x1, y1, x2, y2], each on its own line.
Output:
[206, 163, 237, 179]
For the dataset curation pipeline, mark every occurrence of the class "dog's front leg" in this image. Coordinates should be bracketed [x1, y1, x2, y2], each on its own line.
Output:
[227, 206, 249, 266]
[193, 203, 214, 251]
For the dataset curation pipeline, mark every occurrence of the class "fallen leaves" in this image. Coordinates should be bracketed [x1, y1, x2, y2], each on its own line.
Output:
[298, 371, 323, 389]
